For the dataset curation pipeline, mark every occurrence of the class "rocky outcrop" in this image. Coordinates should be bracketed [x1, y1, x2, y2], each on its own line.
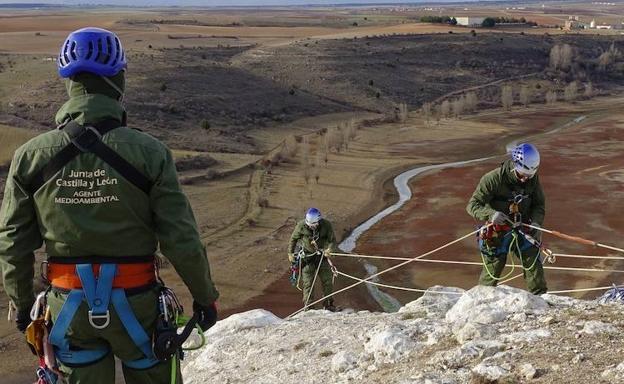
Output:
[182, 285, 624, 384]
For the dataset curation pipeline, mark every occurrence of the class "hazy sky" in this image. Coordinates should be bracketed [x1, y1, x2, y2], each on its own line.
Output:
[0, 0, 495, 6]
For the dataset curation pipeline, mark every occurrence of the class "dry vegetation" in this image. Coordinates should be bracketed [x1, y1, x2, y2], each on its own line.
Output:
[0, 125, 36, 165]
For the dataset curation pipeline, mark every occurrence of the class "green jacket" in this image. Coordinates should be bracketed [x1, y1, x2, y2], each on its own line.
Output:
[467, 159, 545, 225]
[288, 218, 337, 257]
[0, 75, 218, 312]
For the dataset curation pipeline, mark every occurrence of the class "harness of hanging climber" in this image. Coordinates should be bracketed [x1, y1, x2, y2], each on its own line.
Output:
[477, 192, 555, 281]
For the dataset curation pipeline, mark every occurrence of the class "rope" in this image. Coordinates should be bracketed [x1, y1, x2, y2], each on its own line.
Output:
[329, 252, 624, 273]
[336, 270, 463, 294]
[304, 255, 323, 308]
[551, 253, 624, 260]
[287, 228, 483, 318]
[500, 273, 523, 284]
[338, 269, 617, 295]
[524, 224, 624, 254]
[480, 231, 518, 281]
[548, 286, 620, 294]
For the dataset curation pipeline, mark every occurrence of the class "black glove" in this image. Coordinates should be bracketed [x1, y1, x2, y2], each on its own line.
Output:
[193, 301, 218, 332]
[16, 308, 31, 333]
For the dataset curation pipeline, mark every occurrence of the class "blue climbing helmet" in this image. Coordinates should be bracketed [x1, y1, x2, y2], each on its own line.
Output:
[511, 143, 540, 178]
[305, 208, 322, 227]
[58, 27, 127, 78]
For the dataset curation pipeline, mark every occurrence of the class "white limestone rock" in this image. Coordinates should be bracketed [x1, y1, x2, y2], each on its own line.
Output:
[446, 285, 549, 330]
[582, 320, 619, 335]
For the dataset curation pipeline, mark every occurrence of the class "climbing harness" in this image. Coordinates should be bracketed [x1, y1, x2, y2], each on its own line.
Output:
[48, 263, 159, 368]
[31, 258, 203, 384]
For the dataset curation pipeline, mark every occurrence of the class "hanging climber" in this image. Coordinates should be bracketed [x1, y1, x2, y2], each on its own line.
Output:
[0, 27, 219, 383]
[466, 143, 547, 295]
[288, 208, 338, 311]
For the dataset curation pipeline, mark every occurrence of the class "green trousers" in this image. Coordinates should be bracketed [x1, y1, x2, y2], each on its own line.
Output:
[47, 286, 180, 384]
[301, 256, 334, 307]
[479, 238, 548, 295]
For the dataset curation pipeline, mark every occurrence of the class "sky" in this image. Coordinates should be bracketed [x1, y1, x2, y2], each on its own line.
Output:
[0, 0, 500, 6]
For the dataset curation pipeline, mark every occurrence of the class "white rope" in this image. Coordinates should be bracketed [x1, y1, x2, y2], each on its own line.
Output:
[551, 253, 624, 260]
[336, 270, 463, 294]
[548, 286, 619, 294]
[340, 270, 616, 295]
[329, 252, 624, 274]
[287, 228, 483, 318]
[303, 254, 323, 308]
[500, 273, 523, 284]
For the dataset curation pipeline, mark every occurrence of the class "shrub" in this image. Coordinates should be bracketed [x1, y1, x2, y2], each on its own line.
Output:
[200, 120, 210, 131]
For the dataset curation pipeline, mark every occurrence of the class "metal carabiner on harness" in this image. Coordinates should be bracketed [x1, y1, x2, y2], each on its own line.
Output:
[88, 310, 111, 329]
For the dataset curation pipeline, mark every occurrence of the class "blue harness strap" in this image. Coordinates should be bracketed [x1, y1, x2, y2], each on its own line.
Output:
[111, 289, 160, 369]
[48, 263, 159, 369]
[48, 288, 109, 365]
[480, 230, 534, 257]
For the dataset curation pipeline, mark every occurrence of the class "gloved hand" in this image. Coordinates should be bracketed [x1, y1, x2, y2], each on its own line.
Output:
[193, 301, 218, 332]
[323, 249, 332, 258]
[288, 252, 296, 263]
[490, 211, 509, 226]
[16, 308, 31, 333]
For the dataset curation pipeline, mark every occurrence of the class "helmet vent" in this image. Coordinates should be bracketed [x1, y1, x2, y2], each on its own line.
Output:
[69, 41, 77, 61]
[85, 41, 93, 60]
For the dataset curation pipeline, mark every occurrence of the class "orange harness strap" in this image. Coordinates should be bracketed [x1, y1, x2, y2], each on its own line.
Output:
[48, 262, 156, 290]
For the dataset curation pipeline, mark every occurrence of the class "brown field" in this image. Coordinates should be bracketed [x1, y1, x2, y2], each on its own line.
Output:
[0, 124, 36, 165]
[1, 3, 624, 383]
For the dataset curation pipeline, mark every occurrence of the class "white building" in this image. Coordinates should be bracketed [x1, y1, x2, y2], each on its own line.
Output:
[455, 17, 486, 27]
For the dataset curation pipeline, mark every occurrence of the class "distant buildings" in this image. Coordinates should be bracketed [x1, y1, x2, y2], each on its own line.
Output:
[455, 17, 485, 27]
[564, 17, 623, 30]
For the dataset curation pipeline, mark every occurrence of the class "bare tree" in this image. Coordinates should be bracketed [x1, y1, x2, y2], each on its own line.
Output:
[422, 102, 432, 123]
[313, 151, 322, 183]
[464, 92, 478, 112]
[452, 96, 465, 118]
[346, 119, 357, 140]
[281, 135, 298, 160]
[584, 82, 594, 99]
[328, 126, 344, 152]
[561, 44, 573, 70]
[396, 102, 409, 123]
[564, 81, 578, 102]
[598, 43, 621, 72]
[550, 44, 560, 69]
[501, 85, 513, 111]
[321, 135, 329, 164]
[545, 90, 557, 105]
[519, 85, 532, 107]
[440, 100, 451, 119]
[301, 136, 310, 165]
[550, 43, 574, 71]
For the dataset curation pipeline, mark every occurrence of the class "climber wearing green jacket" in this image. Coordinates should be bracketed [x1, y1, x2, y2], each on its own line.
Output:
[466, 143, 547, 295]
[288, 208, 338, 311]
[0, 28, 218, 383]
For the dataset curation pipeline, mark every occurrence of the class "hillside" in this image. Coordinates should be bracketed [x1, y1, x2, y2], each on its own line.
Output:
[182, 285, 624, 384]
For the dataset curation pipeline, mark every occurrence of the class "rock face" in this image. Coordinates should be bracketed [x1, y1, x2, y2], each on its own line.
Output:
[182, 285, 624, 384]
